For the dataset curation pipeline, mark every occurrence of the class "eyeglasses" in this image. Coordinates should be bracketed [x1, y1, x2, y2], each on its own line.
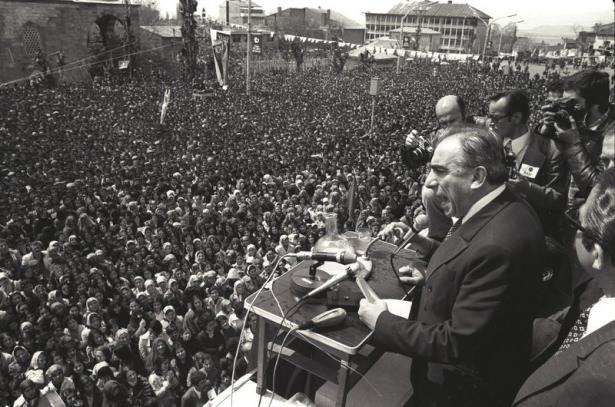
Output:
[487, 114, 511, 123]
[565, 210, 614, 259]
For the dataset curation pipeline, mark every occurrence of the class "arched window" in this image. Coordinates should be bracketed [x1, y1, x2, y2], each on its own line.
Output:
[21, 24, 42, 58]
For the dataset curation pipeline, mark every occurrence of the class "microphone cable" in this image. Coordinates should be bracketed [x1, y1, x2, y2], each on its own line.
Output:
[389, 223, 420, 298]
[269, 326, 298, 407]
[256, 298, 306, 407]
[230, 254, 291, 407]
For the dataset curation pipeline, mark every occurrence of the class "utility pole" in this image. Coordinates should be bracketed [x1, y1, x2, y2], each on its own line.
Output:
[246, 0, 251, 95]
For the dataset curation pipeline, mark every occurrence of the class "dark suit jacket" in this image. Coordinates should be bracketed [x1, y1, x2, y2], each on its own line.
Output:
[373, 188, 545, 407]
[514, 320, 615, 407]
[181, 387, 209, 407]
[511, 131, 568, 239]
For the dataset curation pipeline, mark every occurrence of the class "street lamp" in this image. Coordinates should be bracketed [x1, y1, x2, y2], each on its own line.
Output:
[472, 12, 517, 61]
[498, 20, 524, 55]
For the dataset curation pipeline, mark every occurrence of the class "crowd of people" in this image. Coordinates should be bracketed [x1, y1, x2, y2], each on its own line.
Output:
[0, 56, 606, 406]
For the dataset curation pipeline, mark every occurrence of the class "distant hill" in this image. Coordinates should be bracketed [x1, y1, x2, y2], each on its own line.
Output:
[519, 25, 586, 38]
[517, 25, 589, 45]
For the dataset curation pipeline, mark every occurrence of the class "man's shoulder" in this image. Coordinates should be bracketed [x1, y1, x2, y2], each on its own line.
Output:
[182, 387, 197, 399]
[470, 189, 543, 245]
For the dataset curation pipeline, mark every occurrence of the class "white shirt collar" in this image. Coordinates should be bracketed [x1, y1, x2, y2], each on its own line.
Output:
[584, 296, 615, 338]
[504, 130, 531, 157]
[462, 184, 506, 224]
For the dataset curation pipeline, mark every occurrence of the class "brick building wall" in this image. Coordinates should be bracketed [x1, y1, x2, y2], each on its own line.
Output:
[0, 0, 140, 84]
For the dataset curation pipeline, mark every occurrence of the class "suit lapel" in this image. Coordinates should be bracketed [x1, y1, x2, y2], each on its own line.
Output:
[514, 320, 615, 405]
[425, 234, 467, 280]
[425, 189, 513, 281]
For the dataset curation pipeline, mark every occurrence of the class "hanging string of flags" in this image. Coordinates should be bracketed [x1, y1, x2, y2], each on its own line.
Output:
[281, 34, 360, 49]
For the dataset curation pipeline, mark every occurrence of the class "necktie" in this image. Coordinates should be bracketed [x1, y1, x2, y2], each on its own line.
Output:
[556, 306, 591, 354]
[504, 139, 517, 178]
[444, 218, 462, 241]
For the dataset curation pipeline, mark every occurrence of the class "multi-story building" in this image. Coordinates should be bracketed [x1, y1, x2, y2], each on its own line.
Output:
[263, 7, 364, 43]
[365, 0, 491, 54]
[218, 0, 265, 27]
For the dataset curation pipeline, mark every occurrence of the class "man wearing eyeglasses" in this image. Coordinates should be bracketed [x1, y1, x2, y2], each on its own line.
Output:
[487, 89, 569, 240]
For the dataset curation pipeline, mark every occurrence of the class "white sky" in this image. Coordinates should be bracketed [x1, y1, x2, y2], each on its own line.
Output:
[156, 0, 614, 30]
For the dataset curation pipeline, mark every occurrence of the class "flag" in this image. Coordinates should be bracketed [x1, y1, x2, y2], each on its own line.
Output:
[160, 88, 170, 125]
[252, 33, 262, 54]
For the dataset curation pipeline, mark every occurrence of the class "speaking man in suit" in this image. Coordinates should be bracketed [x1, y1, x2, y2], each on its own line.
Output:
[359, 126, 546, 407]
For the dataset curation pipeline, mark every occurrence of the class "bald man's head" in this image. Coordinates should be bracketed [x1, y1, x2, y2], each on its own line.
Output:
[435, 95, 466, 128]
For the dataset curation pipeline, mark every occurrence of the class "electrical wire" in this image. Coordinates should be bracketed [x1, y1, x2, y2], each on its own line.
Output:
[1, 41, 181, 87]
[268, 326, 298, 407]
[229, 254, 291, 407]
[293, 330, 385, 399]
[256, 298, 306, 407]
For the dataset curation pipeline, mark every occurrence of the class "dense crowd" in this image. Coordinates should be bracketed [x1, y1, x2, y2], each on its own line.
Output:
[0, 60, 556, 406]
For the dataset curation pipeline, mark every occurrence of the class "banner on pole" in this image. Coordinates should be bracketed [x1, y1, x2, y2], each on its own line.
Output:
[160, 88, 171, 124]
[210, 29, 231, 87]
[251, 34, 262, 54]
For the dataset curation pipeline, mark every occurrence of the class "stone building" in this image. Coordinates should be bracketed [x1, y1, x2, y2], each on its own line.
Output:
[263, 7, 363, 43]
[365, 0, 490, 54]
[0, 0, 140, 84]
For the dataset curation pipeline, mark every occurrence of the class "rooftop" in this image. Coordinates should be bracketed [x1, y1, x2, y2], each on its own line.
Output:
[595, 22, 615, 36]
[388, 1, 491, 20]
[267, 7, 363, 29]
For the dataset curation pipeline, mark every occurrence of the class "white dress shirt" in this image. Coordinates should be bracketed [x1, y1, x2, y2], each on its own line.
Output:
[504, 130, 531, 166]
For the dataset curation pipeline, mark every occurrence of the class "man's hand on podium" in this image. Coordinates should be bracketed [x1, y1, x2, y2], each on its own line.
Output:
[358, 298, 388, 330]
[398, 264, 425, 286]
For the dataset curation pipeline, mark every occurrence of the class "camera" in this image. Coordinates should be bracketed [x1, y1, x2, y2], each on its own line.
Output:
[540, 97, 583, 139]
[402, 130, 434, 169]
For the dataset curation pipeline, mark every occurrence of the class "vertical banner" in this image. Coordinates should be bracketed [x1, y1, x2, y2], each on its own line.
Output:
[252, 33, 262, 54]
[210, 29, 231, 87]
[160, 87, 171, 124]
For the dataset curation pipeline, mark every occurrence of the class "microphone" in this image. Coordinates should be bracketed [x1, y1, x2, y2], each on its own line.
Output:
[302, 270, 351, 299]
[298, 308, 347, 330]
[392, 214, 429, 257]
[290, 251, 357, 265]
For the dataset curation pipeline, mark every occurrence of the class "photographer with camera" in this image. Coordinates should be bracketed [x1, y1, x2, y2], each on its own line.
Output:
[540, 69, 615, 216]
[401, 95, 482, 241]
[488, 89, 569, 239]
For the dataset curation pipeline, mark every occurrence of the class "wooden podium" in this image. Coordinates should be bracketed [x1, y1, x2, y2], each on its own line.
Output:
[245, 239, 422, 407]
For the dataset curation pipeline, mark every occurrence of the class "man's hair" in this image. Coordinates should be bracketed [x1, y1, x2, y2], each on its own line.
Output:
[563, 69, 611, 111]
[190, 370, 207, 387]
[437, 125, 508, 184]
[488, 89, 530, 123]
[546, 79, 564, 95]
[581, 166, 615, 259]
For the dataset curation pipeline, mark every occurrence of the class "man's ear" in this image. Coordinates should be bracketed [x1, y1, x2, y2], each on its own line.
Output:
[470, 166, 487, 190]
[511, 111, 524, 125]
[592, 243, 607, 270]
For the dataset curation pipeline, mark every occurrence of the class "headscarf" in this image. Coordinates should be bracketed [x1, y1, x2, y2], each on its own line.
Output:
[29, 351, 45, 370]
